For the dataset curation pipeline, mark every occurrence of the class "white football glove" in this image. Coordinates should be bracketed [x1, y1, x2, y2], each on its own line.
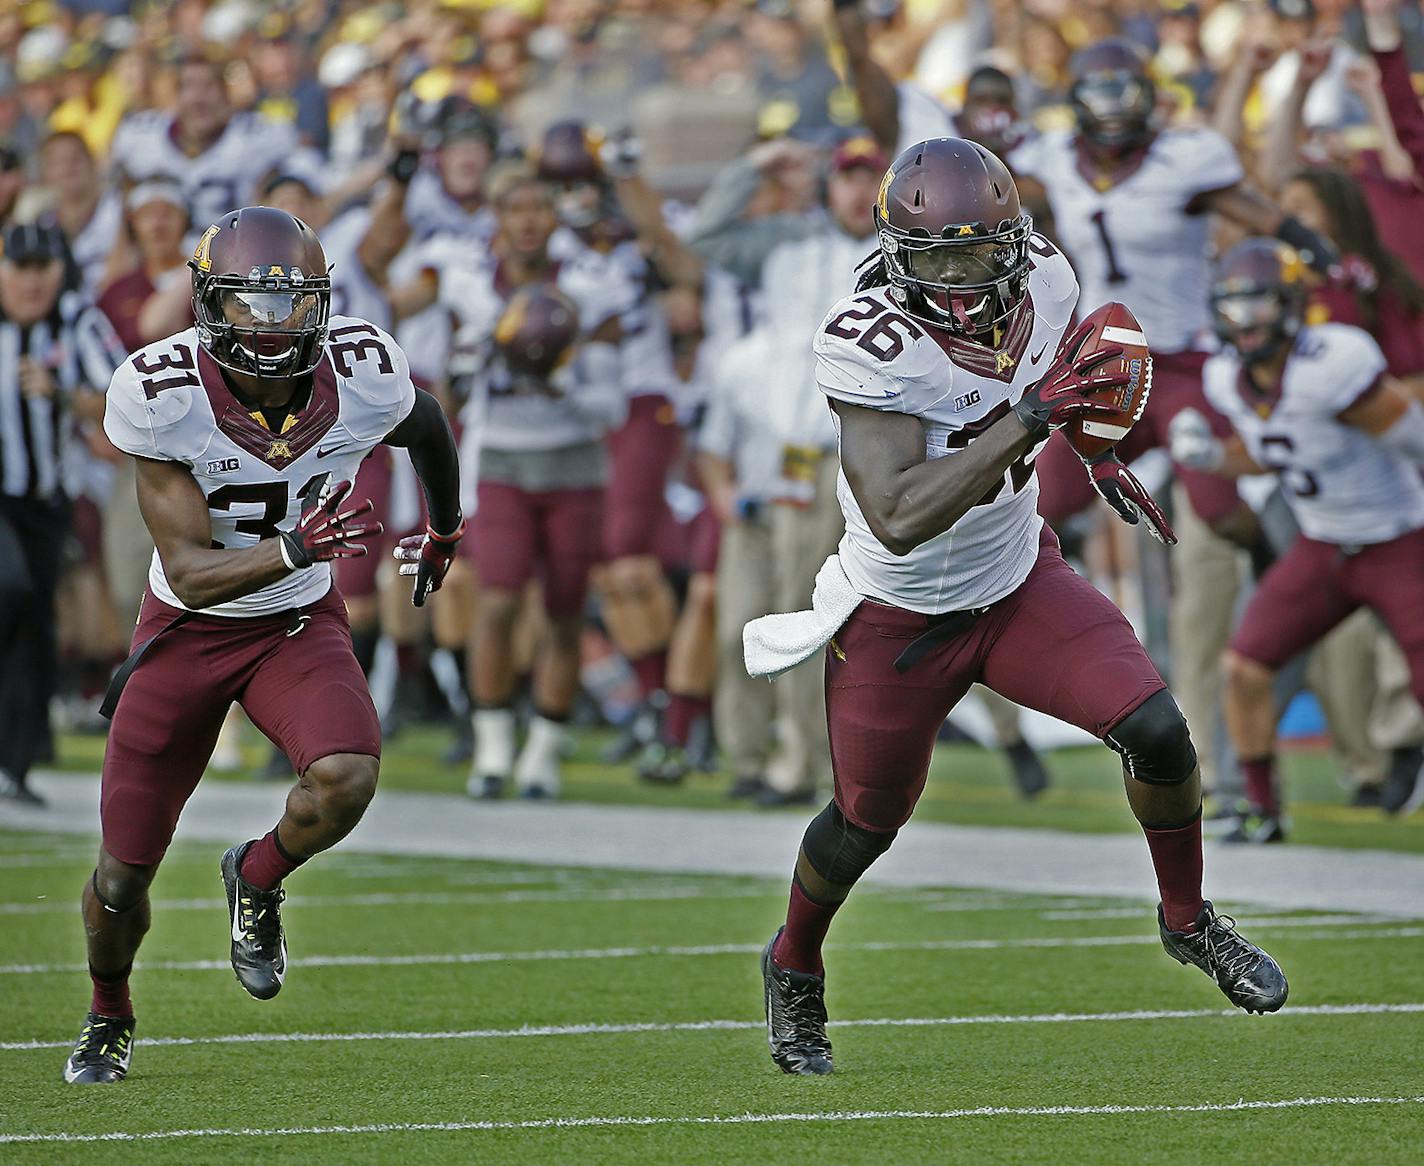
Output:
[1168, 408, 1225, 471]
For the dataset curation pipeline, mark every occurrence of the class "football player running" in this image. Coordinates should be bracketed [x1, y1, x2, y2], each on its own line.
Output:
[65, 207, 463, 1085]
[1173, 240, 1424, 835]
[748, 139, 1287, 1076]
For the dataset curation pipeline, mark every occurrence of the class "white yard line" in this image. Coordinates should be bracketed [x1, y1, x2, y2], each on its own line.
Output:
[0, 885, 775, 916]
[3, 922, 1419, 979]
[9, 772, 1424, 916]
[4, 922, 1420, 978]
[4, 1001, 1422, 1054]
[2, 1094, 1421, 1144]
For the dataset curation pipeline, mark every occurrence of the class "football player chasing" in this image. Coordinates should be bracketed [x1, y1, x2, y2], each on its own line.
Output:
[747, 139, 1288, 1076]
[64, 207, 464, 1084]
[1172, 240, 1424, 836]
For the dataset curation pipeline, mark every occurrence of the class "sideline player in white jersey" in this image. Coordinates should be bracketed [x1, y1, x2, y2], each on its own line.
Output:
[536, 121, 707, 753]
[1172, 240, 1424, 838]
[109, 57, 314, 238]
[747, 139, 1288, 1076]
[64, 208, 463, 1085]
[1011, 37, 1338, 534]
[391, 163, 633, 799]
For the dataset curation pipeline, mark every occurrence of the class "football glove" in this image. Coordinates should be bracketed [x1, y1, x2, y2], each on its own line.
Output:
[1167, 407, 1225, 471]
[1013, 319, 1129, 439]
[393, 518, 465, 607]
[278, 479, 382, 570]
[1087, 452, 1177, 545]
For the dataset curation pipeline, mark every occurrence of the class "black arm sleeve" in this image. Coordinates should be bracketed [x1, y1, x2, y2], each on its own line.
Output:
[382, 388, 463, 535]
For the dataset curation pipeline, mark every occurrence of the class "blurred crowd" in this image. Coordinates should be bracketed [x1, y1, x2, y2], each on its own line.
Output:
[2, 0, 1423, 820]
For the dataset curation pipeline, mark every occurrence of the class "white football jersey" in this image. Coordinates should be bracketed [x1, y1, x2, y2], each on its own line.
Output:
[109, 111, 310, 234]
[1010, 128, 1243, 354]
[103, 315, 416, 618]
[1203, 323, 1424, 546]
[440, 247, 635, 456]
[815, 235, 1078, 614]
[322, 207, 393, 333]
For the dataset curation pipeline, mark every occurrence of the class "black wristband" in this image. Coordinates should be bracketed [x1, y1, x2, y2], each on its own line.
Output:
[1276, 215, 1338, 274]
[833, 0, 860, 10]
[278, 529, 311, 571]
[387, 148, 421, 185]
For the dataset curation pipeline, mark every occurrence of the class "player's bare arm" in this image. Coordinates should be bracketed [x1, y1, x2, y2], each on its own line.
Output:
[1193, 184, 1338, 273]
[831, 0, 900, 157]
[835, 400, 1036, 556]
[134, 456, 290, 609]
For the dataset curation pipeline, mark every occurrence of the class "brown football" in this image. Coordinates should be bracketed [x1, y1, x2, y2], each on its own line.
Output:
[1061, 301, 1153, 461]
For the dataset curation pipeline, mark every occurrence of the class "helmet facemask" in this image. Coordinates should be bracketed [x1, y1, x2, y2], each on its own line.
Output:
[877, 211, 1032, 336]
[1210, 284, 1302, 366]
[193, 271, 331, 379]
[1071, 69, 1155, 151]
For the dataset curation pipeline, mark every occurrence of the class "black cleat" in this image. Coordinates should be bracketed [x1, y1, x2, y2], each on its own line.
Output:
[220, 843, 287, 1000]
[1159, 901, 1288, 1014]
[1005, 740, 1050, 799]
[1221, 810, 1286, 844]
[468, 774, 505, 800]
[638, 743, 690, 785]
[761, 928, 833, 1075]
[63, 1012, 134, 1084]
[1381, 747, 1424, 816]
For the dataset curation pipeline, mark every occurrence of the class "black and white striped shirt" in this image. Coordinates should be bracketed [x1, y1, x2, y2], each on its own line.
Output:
[0, 290, 125, 501]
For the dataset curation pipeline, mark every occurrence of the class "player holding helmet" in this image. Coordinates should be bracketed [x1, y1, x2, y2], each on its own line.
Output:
[749, 139, 1287, 1076]
[64, 207, 463, 1085]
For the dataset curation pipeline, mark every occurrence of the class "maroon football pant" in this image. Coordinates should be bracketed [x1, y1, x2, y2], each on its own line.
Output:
[604, 393, 681, 560]
[1231, 528, 1424, 704]
[102, 585, 381, 865]
[470, 481, 603, 618]
[826, 530, 1165, 831]
[1035, 349, 1242, 527]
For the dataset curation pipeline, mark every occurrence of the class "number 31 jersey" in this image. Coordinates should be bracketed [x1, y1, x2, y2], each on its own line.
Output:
[103, 315, 416, 618]
[814, 237, 1078, 615]
[1202, 323, 1424, 546]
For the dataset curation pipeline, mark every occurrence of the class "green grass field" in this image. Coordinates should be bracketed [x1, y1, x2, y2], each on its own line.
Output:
[5, 728, 1423, 1161]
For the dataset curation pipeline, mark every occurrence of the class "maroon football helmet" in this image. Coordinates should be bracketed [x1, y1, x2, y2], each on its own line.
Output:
[1069, 38, 1156, 152]
[874, 137, 1033, 336]
[188, 206, 331, 378]
[494, 283, 581, 381]
[536, 121, 607, 232]
[1210, 238, 1308, 365]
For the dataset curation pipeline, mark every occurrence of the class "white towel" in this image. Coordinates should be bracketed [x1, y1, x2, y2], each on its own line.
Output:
[743, 554, 863, 679]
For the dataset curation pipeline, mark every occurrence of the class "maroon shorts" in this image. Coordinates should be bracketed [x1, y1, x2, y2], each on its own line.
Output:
[826, 530, 1165, 831]
[604, 394, 681, 559]
[332, 446, 396, 601]
[1231, 528, 1424, 702]
[1035, 349, 1242, 527]
[101, 585, 380, 865]
[471, 481, 602, 617]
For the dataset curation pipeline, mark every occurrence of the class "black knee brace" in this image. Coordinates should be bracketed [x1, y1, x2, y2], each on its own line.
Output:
[1105, 690, 1198, 787]
[91, 870, 142, 915]
[800, 801, 897, 889]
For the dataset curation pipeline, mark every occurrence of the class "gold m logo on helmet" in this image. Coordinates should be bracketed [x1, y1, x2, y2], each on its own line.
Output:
[1279, 247, 1305, 286]
[876, 167, 893, 218]
[192, 224, 221, 271]
[957, 224, 975, 237]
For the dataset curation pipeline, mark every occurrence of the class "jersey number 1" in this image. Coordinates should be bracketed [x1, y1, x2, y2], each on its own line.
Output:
[1090, 210, 1129, 285]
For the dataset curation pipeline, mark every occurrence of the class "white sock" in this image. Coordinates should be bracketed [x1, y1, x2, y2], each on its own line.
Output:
[514, 715, 567, 796]
[472, 707, 517, 780]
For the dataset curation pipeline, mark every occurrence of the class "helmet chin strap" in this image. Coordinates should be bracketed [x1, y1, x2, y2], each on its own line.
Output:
[952, 298, 976, 333]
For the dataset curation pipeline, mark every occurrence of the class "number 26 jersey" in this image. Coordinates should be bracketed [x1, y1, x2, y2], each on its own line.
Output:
[814, 236, 1078, 615]
[103, 315, 416, 618]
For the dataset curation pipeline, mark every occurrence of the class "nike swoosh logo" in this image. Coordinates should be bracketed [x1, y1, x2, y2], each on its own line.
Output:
[231, 893, 246, 943]
[1030, 343, 1049, 363]
[315, 445, 344, 459]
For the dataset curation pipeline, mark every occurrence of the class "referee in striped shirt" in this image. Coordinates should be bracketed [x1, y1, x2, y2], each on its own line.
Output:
[0, 222, 121, 806]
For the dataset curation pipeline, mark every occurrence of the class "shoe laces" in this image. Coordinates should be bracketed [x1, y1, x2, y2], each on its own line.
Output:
[776, 974, 831, 1053]
[73, 1018, 131, 1065]
[238, 885, 285, 951]
[1201, 912, 1261, 981]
